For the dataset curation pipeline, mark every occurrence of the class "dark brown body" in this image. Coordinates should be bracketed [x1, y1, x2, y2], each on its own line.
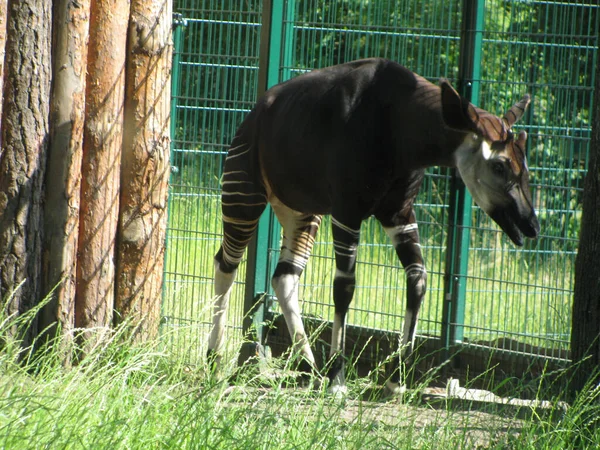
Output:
[256, 59, 460, 218]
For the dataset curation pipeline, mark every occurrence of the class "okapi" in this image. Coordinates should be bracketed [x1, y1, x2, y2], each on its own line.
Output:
[208, 58, 540, 394]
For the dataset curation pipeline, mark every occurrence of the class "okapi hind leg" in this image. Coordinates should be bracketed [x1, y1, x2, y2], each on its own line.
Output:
[270, 200, 322, 381]
[208, 251, 238, 369]
[381, 211, 427, 395]
[207, 140, 267, 369]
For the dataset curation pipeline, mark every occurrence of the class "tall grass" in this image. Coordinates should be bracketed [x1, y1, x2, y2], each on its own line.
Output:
[1, 291, 600, 449]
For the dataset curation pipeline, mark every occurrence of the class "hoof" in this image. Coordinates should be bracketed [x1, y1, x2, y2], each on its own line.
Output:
[238, 342, 269, 367]
[328, 382, 349, 398]
[206, 348, 221, 373]
[384, 380, 407, 397]
[295, 358, 327, 392]
[295, 369, 325, 391]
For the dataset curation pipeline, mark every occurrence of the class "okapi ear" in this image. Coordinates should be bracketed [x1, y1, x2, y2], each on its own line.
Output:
[503, 94, 531, 128]
[516, 130, 528, 154]
[440, 79, 479, 132]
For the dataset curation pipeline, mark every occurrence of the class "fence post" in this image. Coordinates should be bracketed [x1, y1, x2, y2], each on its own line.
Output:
[242, 0, 295, 352]
[160, 13, 186, 332]
[169, 14, 186, 146]
[441, 0, 484, 354]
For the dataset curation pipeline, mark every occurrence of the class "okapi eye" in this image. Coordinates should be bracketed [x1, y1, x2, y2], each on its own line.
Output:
[492, 161, 506, 176]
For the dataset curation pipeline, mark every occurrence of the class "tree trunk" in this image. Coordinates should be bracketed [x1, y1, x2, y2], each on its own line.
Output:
[0, 0, 8, 143]
[0, 0, 52, 345]
[40, 0, 91, 348]
[570, 48, 600, 395]
[75, 0, 130, 335]
[115, 0, 172, 340]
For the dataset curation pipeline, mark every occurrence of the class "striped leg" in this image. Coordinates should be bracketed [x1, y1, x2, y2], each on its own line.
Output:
[208, 140, 267, 367]
[327, 216, 361, 394]
[270, 199, 322, 375]
[381, 210, 427, 394]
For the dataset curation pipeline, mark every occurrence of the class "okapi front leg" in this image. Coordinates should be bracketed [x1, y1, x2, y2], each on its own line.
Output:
[327, 216, 361, 394]
[382, 211, 427, 394]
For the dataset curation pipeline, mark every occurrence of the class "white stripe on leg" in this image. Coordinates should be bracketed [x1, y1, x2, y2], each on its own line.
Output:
[328, 312, 349, 396]
[385, 309, 417, 397]
[330, 313, 345, 358]
[401, 309, 417, 353]
[272, 273, 316, 368]
[330, 269, 353, 358]
[208, 261, 237, 354]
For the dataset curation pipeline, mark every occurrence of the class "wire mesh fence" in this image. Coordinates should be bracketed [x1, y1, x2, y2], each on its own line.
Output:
[164, 0, 598, 367]
[462, 0, 597, 359]
[162, 1, 263, 359]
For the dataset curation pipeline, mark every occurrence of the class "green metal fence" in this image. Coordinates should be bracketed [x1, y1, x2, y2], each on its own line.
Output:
[164, 0, 598, 367]
[163, 1, 264, 358]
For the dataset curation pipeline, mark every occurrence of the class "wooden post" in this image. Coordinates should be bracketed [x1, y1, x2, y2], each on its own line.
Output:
[0, 0, 8, 144]
[0, 0, 52, 346]
[115, 0, 172, 339]
[41, 0, 91, 347]
[570, 47, 600, 397]
[76, 0, 130, 335]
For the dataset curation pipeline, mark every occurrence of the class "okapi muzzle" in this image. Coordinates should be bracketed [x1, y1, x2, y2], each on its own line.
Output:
[487, 142, 541, 246]
[446, 82, 541, 246]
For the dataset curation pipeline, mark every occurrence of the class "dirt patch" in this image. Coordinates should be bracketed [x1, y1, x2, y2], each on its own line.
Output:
[220, 378, 541, 449]
[335, 397, 522, 448]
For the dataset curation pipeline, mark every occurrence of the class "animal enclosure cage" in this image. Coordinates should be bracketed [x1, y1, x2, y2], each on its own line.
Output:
[163, 0, 598, 371]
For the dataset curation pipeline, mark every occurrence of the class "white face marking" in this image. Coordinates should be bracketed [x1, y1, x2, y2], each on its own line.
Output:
[455, 136, 495, 213]
[481, 140, 493, 160]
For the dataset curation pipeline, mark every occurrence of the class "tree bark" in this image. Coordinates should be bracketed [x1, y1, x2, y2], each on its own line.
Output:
[0, 0, 8, 143]
[75, 0, 130, 335]
[0, 0, 52, 345]
[115, 0, 172, 340]
[40, 0, 91, 347]
[570, 48, 600, 395]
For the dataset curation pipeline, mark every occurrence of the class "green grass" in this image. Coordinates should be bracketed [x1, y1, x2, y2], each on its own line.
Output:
[1, 298, 600, 450]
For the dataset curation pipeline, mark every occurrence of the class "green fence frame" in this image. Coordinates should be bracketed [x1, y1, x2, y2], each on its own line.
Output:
[441, 0, 484, 351]
[164, 0, 599, 369]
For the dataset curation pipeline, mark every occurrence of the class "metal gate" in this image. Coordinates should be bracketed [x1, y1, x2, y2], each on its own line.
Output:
[163, 0, 598, 368]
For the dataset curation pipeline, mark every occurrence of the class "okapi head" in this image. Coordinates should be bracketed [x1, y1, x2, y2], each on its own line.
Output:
[441, 81, 540, 246]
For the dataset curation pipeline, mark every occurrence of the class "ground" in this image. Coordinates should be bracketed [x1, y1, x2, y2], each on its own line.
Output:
[216, 373, 562, 449]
